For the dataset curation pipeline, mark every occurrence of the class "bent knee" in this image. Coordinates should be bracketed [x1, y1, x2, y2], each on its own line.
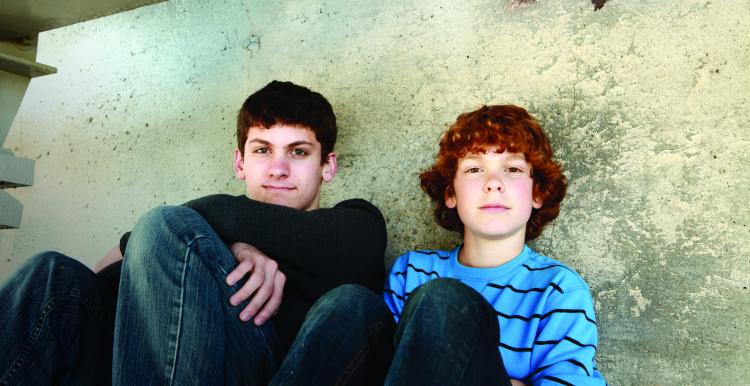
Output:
[312, 284, 388, 318]
[128, 205, 204, 252]
[412, 278, 479, 301]
[135, 205, 200, 231]
[15, 251, 94, 288]
[24, 251, 87, 275]
[408, 278, 490, 315]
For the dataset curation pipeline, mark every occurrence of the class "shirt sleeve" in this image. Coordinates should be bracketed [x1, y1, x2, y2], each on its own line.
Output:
[383, 253, 409, 323]
[118, 194, 387, 296]
[529, 287, 607, 386]
[182, 194, 388, 293]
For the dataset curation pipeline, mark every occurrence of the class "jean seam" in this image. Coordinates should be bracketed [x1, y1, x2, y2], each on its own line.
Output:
[0, 298, 56, 385]
[0, 289, 109, 386]
[334, 316, 388, 386]
[334, 344, 369, 386]
[165, 234, 200, 386]
[209, 248, 278, 365]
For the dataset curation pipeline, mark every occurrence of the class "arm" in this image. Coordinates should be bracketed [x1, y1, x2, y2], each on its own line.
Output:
[94, 245, 123, 273]
[528, 287, 606, 385]
[182, 194, 387, 295]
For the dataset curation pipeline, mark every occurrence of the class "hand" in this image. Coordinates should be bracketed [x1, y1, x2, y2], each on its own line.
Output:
[226, 242, 286, 326]
[510, 380, 527, 386]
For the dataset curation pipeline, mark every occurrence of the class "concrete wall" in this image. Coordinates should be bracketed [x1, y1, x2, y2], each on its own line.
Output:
[2, 0, 748, 383]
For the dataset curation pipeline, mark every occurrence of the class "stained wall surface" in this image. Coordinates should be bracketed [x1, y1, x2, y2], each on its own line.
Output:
[2, 0, 749, 384]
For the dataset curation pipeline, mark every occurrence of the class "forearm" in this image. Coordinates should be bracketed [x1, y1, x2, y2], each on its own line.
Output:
[94, 245, 123, 273]
[183, 194, 387, 287]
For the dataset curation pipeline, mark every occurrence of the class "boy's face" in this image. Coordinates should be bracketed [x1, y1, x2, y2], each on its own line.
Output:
[234, 124, 337, 211]
[445, 148, 541, 243]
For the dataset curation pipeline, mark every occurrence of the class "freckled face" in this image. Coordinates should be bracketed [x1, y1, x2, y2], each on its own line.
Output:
[446, 149, 541, 243]
[234, 124, 336, 211]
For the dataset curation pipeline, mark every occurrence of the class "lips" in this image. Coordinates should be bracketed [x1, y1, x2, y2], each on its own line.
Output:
[262, 184, 296, 191]
[480, 203, 509, 211]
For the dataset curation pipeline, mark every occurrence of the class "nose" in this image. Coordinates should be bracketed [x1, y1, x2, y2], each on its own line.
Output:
[267, 154, 290, 179]
[484, 172, 504, 192]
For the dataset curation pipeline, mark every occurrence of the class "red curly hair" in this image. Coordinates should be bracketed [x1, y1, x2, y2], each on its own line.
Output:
[419, 105, 567, 241]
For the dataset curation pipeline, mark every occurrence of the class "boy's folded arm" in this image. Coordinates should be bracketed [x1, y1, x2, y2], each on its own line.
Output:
[115, 195, 386, 294]
[528, 287, 607, 386]
[182, 194, 387, 290]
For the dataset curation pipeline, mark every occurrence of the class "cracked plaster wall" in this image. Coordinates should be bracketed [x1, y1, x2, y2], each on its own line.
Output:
[2, 0, 748, 384]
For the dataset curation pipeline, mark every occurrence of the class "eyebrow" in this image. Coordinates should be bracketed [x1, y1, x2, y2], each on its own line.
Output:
[247, 138, 315, 148]
[462, 153, 526, 161]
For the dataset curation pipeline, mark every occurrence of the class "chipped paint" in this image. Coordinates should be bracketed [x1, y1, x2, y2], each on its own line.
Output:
[628, 287, 651, 317]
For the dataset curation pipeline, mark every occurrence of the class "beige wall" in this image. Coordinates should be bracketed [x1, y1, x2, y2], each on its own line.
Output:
[2, 0, 749, 383]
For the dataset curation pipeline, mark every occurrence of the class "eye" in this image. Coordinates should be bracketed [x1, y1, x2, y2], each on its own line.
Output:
[465, 167, 482, 173]
[507, 167, 524, 173]
[253, 147, 270, 154]
[290, 148, 309, 157]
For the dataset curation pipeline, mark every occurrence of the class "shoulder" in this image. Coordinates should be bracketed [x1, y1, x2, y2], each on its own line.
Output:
[331, 198, 386, 224]
[390, 248, 452, 278]
[522, 248, 591, 293]
[182, 193, 243, 207]
[333, 198, 382, 214]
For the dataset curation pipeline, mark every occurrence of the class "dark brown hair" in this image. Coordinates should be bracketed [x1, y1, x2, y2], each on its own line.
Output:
[236, 81, 336, 163]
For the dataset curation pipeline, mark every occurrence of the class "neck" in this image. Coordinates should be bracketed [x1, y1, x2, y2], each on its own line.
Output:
[458, 232, 526, 268]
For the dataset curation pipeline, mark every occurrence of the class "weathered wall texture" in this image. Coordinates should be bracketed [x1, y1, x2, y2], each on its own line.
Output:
[2, 0, 748, 383]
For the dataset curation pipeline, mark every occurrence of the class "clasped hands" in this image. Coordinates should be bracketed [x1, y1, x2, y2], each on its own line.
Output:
[227, 241, 286, 326]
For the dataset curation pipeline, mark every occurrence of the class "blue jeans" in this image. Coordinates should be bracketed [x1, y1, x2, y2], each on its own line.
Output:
[0, 206, 283, 385]
[270, 284, 395, 386]
[0, 251, 117, 385]
[113, 206, 283, 385]
[273, 279, 512, 386]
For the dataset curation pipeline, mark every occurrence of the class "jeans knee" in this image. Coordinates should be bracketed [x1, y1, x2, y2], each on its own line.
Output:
[312, 284, 388, 322]
[23, 251, 88, 279]
[127, 205, 202, 259]
[134, 205, 199, 235]
[13, 251, 95, 297]
[406, 279, 493, 322]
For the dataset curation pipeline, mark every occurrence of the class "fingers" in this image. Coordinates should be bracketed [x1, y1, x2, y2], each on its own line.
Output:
[254, 271, 286, 326]
[230, 265, 263, 308]
[226, 258, 254, 287]
[238, 259, 278, 322]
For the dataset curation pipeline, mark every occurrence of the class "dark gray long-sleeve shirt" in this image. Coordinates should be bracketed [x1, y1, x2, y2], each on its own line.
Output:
[101, 194, 387, 351]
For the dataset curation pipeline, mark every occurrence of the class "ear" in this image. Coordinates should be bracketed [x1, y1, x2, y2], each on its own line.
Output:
[234, 148, 246, 180]
[322, 152, 337, 183]
[532, 196, 543, 209]
[444, 189, 457, 209]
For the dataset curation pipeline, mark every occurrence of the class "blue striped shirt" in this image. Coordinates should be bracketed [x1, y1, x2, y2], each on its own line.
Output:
[384, 245, 606, 385]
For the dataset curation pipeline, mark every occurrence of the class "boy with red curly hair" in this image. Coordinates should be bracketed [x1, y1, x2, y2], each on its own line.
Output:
[382, 104, 606, 385]
[268, 105, 606, 386]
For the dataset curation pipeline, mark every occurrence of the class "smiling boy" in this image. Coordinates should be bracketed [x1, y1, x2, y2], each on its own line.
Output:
[0, 81, 387, 385]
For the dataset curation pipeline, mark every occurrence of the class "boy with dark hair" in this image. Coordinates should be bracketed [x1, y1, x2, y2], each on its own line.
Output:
[0, 81, 387, 385]
[273, 104, 605, 386]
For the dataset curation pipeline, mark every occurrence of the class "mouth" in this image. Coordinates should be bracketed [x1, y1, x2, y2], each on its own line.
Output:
[262, 184, 296, 191]
[480, 203, 509, 212]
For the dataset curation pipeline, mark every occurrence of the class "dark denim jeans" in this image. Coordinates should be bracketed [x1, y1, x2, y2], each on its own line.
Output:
[272, 278, 511, 386]
[113, 206, 282, 385]
[0, 252, 117, 386]
[270, 284, 395, 386]
[0, 206, 282, 385]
